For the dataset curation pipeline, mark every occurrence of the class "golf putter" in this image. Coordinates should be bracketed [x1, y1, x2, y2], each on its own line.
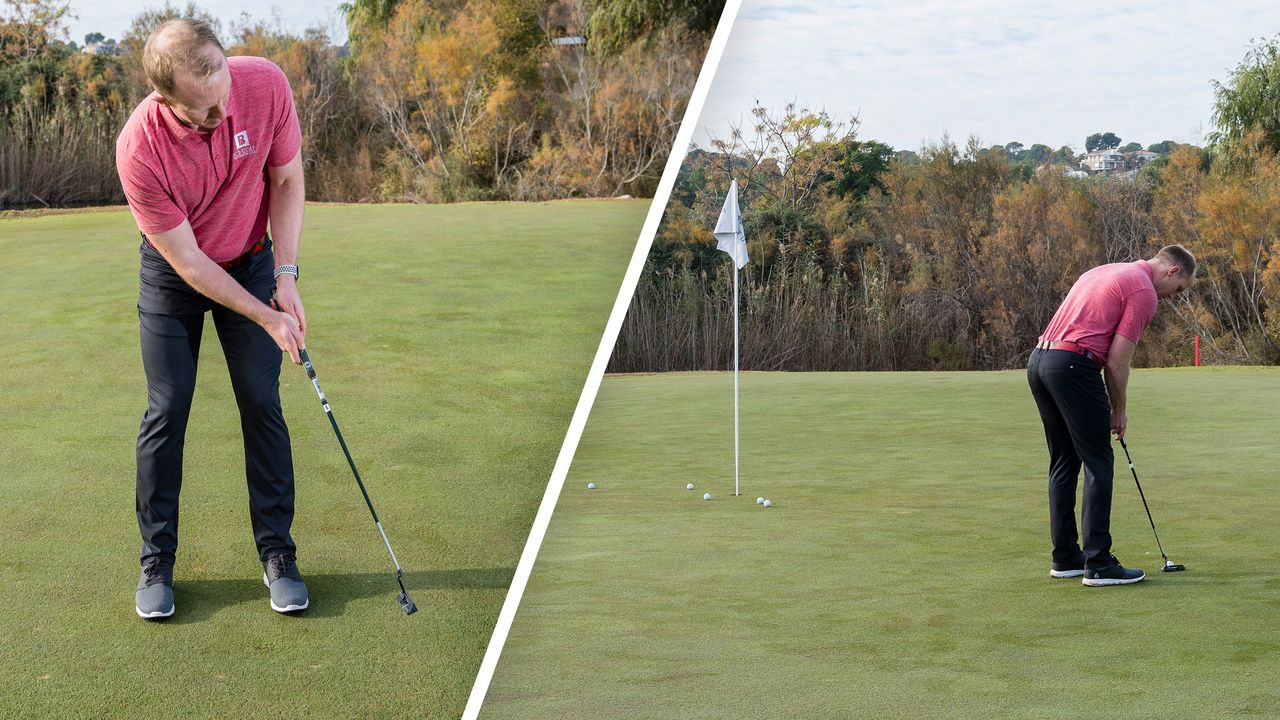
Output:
[299, 348, 419, 614]
[1118, 437, 1185, 572]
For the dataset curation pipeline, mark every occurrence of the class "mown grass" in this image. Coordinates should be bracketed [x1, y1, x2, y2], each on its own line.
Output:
[0, 200, 643, 718]
[484, 368, 1280, 719]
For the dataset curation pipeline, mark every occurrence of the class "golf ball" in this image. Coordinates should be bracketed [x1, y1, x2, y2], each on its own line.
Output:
[756, 497, 765, 505]
[703, 493, 712, 501]
[587, 482, 596, 490]
[763, 499, 773, 508]
[686, 483, 694, 490]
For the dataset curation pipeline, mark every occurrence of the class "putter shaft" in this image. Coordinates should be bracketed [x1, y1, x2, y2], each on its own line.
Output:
[1119, 437, 1174, 566]
[299, 348, 416, 608]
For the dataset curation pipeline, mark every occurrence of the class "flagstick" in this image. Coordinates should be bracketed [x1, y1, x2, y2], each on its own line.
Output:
[733, 257, 740, 496]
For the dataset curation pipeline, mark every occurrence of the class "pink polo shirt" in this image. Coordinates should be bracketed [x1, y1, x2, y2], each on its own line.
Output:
[116, 56, 301, 263]
[1041, 260, 1158, 363]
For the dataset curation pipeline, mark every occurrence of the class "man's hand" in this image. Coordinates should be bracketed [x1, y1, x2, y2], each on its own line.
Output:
[270, 275, 307, 340]
[1111, 408, 1128, 439]
[262, 308, 304, 364]
[146, 220, 304, 365]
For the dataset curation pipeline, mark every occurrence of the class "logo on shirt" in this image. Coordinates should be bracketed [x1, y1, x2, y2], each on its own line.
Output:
[233, 130, 257, 159]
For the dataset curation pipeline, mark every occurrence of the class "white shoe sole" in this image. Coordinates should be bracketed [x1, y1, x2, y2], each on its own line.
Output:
[263, 572, 310, 613]
[1082, 573, 1146, 586]
[136, 605, 174, 619]
[1050, 569, 1085, 578]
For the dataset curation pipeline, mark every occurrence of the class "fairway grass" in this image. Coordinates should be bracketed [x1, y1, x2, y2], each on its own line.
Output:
[0, 201, 643, 718]
[483, 369, 1280, 719]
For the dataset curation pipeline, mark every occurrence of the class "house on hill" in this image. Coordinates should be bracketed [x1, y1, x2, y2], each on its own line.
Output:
[1080, 148, 1125, 173]
[1036, 164, 1089, 179]
[1127, 150, 1160, 167]
[82, 41, 122, 56]
[1080, 148, 1163, 174]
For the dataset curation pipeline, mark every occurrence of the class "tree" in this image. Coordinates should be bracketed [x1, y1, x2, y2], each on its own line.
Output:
[1119, 141, 1142, 153]
[587, 0, 719, 54]
[1147, 140, 1176, 154]
[1, 0, 73, 61]
[1211, 34, 1280, 154]
[709, 103, 860, 219]
[981, 173, 1097, 366]
[84, 30, 102, 44]
[1049, 145, 1076, 165]
[894, 149, 919, 165]
[828, 139, 893, 202]
[1085, 131, 1121, 152]
[1024, 143, 1051, 166]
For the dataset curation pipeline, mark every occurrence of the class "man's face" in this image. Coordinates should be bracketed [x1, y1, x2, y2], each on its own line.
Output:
[1157, 267, 1194, 299]
[162, 50, 231, 131]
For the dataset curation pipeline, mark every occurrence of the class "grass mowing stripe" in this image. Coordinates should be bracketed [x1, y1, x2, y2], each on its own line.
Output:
[482, 368, 1280, 720]
[0, 200, 642, 718]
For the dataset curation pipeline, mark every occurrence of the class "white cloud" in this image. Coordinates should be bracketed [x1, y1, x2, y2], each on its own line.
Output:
[699, 0, 1280, 151]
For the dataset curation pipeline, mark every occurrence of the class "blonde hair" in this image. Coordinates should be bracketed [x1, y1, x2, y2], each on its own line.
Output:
[143, 19, 225, 100]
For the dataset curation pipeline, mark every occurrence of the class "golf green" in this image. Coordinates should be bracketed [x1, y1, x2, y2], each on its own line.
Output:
[0, 201, 643, 718]
[483, 369, 1280, 719]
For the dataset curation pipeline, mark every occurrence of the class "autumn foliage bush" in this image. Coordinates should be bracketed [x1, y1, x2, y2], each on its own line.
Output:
[611, 130, 1280, 372]
[0, 0, 719, 206]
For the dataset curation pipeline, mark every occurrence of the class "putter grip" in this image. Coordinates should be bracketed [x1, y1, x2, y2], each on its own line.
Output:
[298, 349, 328, 405]
[299, 348, 316, 380]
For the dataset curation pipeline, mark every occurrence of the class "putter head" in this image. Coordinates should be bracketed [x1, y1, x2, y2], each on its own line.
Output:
[396, 591, 418, 615]
[1162, 561, 1186, 572]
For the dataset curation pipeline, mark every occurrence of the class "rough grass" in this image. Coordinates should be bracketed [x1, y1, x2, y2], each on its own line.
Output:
[0, 200, 643, 718]
[483, 369, 1280, 719]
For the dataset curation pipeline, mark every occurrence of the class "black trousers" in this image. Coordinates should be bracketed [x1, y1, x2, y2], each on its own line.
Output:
[1026, 348, 1114, 567]
[135, 238, 296, 566]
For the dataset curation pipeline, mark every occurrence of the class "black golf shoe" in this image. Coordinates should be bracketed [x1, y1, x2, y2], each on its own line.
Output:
[1049, 557, 1086, 578]
[263, 554, 309, 613]
[135, 558, 175, 619]
[1082, 555, 1145, 587]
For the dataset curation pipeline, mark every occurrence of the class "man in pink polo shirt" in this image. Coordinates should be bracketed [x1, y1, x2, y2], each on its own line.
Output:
[1027, 245, 1196, 587]
[116, 18, 309, 619]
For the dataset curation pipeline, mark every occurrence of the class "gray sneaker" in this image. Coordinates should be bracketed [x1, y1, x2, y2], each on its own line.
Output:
[135, 559, 175, 619]
[263, 554, 309, 613]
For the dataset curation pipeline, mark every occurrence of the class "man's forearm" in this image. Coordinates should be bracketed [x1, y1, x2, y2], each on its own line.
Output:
[1104, 364, 1129, 411]
[166, 248, 273, 325]
[268, 174, 304, 267]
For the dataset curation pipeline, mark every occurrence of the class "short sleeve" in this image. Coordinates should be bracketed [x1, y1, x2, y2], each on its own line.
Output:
[1115, 289, 1157, 344]
[266, 62, 302, 167]
[116, 142, 186, 235]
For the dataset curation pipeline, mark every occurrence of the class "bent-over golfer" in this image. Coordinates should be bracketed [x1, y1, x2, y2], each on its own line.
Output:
[1027, 245, 1195, 587]
[116, 18, 309, 618]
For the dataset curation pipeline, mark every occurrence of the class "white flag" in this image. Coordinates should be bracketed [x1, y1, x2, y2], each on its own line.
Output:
[713, 179, 748, 269]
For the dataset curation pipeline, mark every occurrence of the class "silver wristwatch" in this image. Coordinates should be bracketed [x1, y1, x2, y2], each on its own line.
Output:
[274, 264, 299, 281]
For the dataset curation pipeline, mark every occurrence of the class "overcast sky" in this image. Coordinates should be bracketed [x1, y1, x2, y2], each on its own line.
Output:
[65, 1, 347, 47]
[699, 0, 1280, 152]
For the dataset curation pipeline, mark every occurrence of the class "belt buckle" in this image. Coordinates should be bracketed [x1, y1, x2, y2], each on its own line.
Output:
[219, 238, 263, 271]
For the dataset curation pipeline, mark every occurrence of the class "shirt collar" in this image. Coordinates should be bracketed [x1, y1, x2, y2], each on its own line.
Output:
[1137, 259, 1156, 285]
[152, 93, 203, 141]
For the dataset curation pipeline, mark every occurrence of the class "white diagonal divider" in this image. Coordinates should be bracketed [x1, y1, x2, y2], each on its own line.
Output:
[460, 3, 746, 716]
